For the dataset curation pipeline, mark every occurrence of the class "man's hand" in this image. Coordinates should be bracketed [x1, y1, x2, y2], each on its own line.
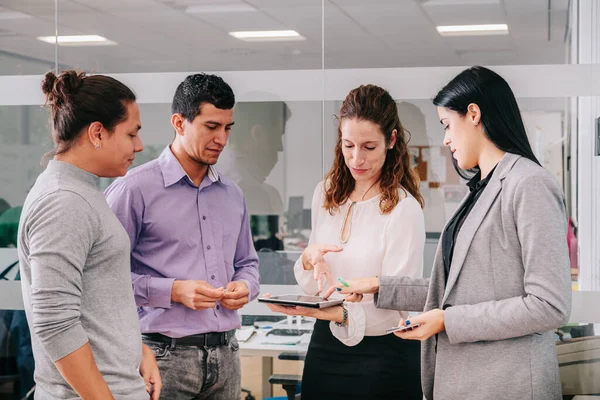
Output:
[140, 344, 162, 400]
[220, 281, 250, 311]
[171, 280, 224, 310]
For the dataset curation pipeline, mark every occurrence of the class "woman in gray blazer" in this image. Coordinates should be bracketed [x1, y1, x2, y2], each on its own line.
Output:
[324, 66, 571, 400]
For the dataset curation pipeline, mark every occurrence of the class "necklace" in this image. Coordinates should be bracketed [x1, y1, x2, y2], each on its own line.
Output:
[339, 181, 378, 244]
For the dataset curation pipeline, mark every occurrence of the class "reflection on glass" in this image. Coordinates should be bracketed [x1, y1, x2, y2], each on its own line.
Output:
[218, 101, 293, 254]
[0, 106, 52, 250]
[218, 101, 290, 215]
[99, 145, 166, 191]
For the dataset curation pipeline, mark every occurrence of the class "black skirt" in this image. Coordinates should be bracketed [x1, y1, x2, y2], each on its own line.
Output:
[301, 319, 422, 400]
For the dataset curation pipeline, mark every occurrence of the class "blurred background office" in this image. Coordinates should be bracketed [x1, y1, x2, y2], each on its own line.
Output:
[0, 0, 599, 399]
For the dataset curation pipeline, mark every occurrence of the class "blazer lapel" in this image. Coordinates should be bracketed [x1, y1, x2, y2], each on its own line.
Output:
[441, 153, 522, 304]
[426, 180, 472, 308]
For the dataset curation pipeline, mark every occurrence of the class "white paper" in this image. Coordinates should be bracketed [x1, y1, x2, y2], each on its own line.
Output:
[428, 150, 447, 182]
[235, 327, 256, 342]
[260, 333, 311, 345]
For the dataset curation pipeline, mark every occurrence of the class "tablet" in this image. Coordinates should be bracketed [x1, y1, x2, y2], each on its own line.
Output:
[258, 294, 344, 309]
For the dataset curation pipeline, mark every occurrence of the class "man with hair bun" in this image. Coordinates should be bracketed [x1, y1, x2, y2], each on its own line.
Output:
[18, 70, 160, 399]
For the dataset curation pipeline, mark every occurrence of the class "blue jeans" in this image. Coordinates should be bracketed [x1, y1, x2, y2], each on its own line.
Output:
[143, 336, 241, 400]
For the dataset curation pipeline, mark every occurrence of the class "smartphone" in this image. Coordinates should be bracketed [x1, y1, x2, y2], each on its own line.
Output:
[385, 323, 421, 334]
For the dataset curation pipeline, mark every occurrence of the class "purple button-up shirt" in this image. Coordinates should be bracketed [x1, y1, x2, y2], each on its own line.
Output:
[105, 146, 259, 338]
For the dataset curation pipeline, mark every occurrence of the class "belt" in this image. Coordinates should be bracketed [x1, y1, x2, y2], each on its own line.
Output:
[142, 330, 235, 347]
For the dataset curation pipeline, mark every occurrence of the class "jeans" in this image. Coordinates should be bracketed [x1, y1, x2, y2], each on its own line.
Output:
[143, 336, 241, 400]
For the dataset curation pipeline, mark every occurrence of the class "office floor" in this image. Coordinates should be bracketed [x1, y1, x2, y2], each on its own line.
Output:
[241, 356, 304, 400]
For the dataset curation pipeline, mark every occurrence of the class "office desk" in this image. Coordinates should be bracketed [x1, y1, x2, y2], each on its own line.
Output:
[239, 326, 310, 398]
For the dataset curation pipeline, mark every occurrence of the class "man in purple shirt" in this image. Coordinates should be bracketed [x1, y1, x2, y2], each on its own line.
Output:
[105, 73, 259, 400]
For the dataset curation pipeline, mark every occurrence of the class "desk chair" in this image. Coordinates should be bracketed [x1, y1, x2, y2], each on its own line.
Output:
[241, 387, 256, 400]
[268, 351, 305, 400]
[0, 374, 19, 399]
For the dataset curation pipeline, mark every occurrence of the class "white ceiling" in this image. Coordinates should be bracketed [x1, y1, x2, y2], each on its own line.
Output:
[0, 0, 570, 74]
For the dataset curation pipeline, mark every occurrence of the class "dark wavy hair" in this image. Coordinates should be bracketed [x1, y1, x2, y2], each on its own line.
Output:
[433, 66, 540, 179]
[42, 70, 136, 157]
[324, 85, 424, 214]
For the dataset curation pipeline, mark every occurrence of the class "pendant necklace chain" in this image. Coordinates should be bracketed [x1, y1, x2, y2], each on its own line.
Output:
[339, 181, 378, 244]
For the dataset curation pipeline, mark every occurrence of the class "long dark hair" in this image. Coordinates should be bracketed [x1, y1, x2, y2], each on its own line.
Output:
[42, 70, 136, 157]
[324, 84, 424, 214]
[433, 66, 540, 179]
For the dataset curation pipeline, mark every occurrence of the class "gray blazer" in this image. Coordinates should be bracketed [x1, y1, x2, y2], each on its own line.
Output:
[376, 153, 571, 400]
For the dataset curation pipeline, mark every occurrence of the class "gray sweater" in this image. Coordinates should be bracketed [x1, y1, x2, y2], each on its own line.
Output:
[17, 160, 147, 399]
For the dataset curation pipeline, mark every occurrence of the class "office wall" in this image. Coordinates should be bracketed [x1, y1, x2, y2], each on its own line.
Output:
[577, 0, 600, 292]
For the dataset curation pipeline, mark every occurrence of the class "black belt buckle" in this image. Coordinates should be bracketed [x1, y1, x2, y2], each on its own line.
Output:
[222, 331, 229, 346]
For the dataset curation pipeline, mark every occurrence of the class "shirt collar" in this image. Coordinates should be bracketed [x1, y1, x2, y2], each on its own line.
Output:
[207, 165, 220, 183]
[467, 164, 497, 192]
[158, 146, 221, 188]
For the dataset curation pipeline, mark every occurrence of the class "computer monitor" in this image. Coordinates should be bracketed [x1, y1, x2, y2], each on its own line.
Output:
[287, 196, 304, 232]
[302, 209, 311, 230]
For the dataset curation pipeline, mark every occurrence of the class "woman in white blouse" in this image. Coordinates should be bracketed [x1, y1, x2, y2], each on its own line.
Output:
[265, 84, 425, 399]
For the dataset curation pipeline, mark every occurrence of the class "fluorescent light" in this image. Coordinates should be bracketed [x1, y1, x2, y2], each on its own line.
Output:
[185, 4, 256, 13]
[37, 35, 117, 46]
[229, 30, 305, 42]
[230, 30, 300, 38]
[437, 24, 508, 36]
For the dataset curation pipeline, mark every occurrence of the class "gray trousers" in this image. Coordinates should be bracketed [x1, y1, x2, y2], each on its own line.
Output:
[143, 336, 241, 400]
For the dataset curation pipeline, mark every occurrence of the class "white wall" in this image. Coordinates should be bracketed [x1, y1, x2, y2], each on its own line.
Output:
[576, 0, 600, 291]
[522, 111, 565, 184]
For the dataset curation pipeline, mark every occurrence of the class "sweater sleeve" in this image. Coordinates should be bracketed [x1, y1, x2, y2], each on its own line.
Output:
[25, 191, 98, 362]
